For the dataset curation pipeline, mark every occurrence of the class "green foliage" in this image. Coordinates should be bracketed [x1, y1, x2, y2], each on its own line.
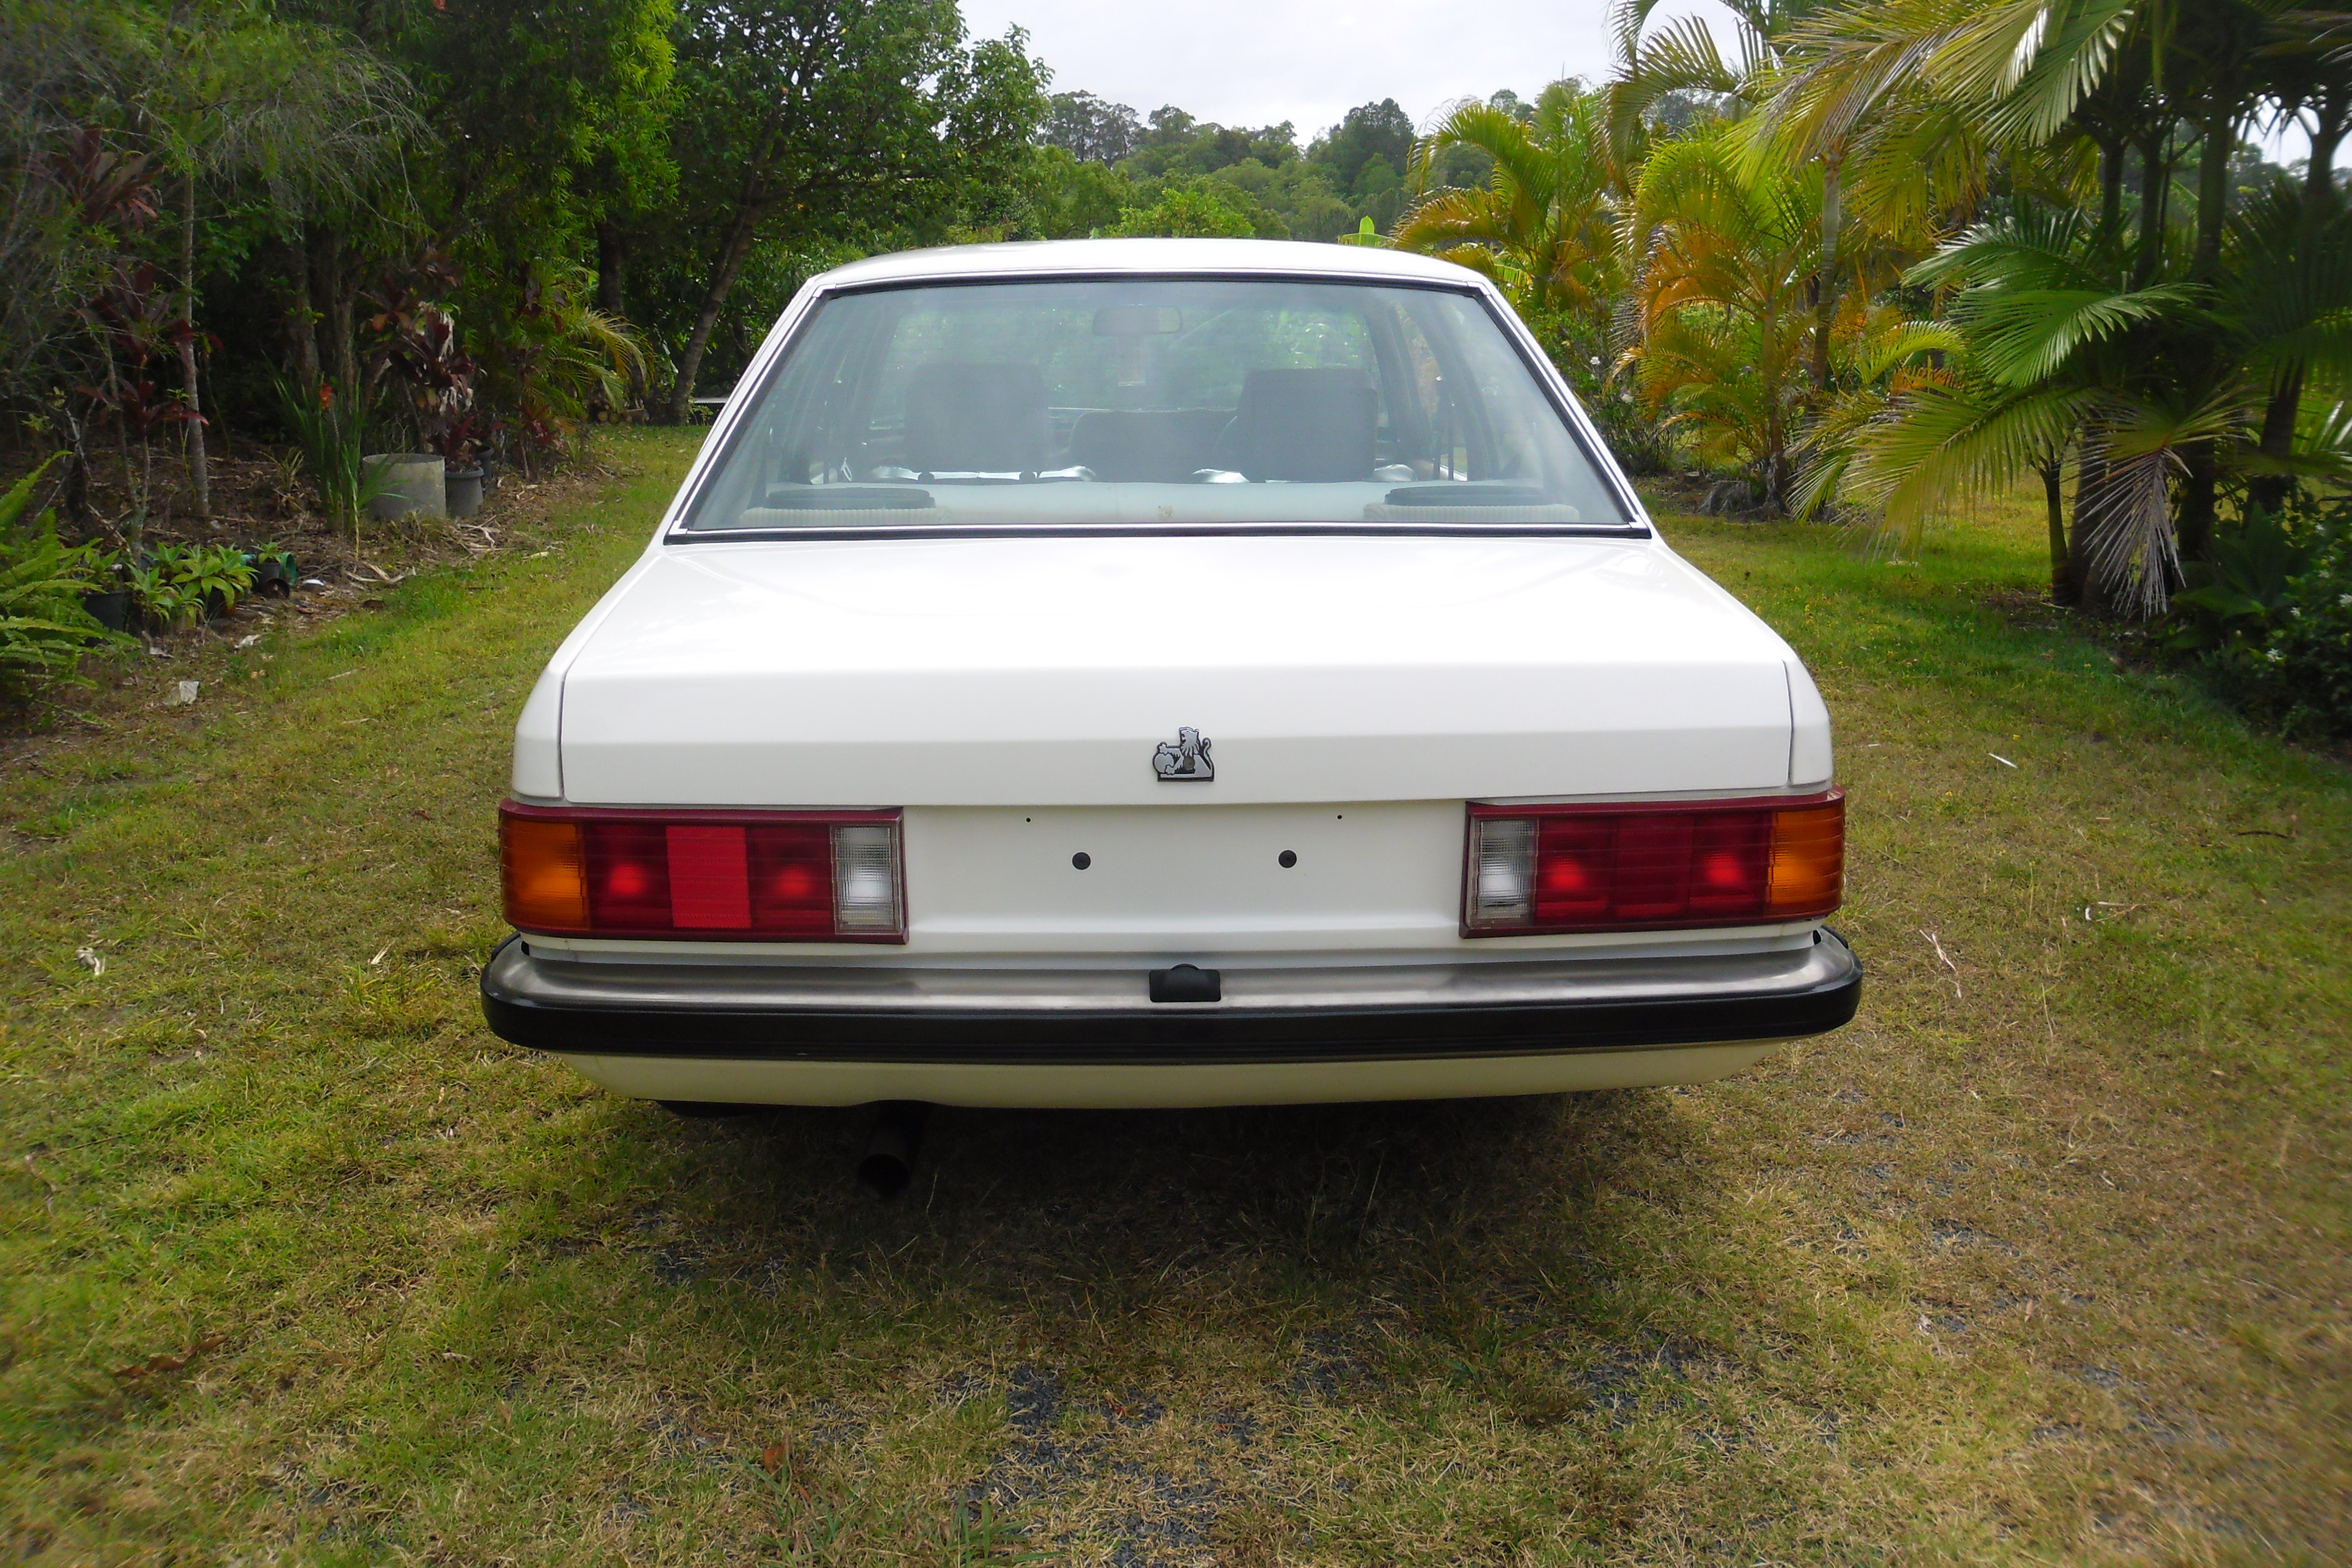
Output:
[406, 0, 677, 274]
[2179, 497, 2352, 742]
[1040, 90, 1139, 165]
[1738, 0, 2352, 622]
[0, 457, 120, 699]
[1623, 123, 1825, 511]
[1017, 145, 1132, 239]
[1105, 179, 1262, 240]
[132, 542, 257, 629]
[1032, 93, 1416, 246]
[654, 0, 1047, 415]
[272, 374, 376, 534]
[1396, 81, 1621, 317]
[2168, 506, 2314, 654]
[1311, 97, 1416, 200]
[472, 264, 649, 456]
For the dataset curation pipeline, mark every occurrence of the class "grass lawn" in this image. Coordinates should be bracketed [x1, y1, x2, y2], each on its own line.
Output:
[2, 427, 2346, 1565]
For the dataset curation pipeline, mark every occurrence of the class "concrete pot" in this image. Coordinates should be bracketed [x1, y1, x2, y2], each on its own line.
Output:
[365, 453, 445, 521]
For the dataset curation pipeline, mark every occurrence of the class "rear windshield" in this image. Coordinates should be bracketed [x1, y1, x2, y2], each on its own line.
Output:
[677, 277, 1632, 533]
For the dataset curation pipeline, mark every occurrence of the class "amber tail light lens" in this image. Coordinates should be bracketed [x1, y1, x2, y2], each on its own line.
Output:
[499, 803, 904, 942]
[1464, 790, 1843, 935]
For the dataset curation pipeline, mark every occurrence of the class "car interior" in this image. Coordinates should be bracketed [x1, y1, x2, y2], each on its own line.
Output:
[682, 277, 1631, 529]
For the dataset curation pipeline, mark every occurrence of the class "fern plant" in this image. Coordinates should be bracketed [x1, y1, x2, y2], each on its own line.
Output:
[1, 457, 125, 700]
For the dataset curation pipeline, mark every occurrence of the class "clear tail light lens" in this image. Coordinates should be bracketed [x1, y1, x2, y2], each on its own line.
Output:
[1464, 790, 1843, 935]
[501, 804, 904, 942]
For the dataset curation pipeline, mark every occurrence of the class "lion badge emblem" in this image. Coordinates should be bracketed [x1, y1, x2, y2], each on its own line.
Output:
[1151, 727, 1214, 782]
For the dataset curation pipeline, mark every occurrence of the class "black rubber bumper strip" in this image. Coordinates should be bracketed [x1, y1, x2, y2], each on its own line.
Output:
[480, 933, 1861, 1067]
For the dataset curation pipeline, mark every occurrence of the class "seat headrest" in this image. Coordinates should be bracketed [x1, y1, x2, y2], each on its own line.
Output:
[903, 363, 1050, 473]
[1219, 368, 1378, 482]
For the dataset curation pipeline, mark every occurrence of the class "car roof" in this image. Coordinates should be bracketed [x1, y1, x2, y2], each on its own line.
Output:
[810, 237, 1488, 292]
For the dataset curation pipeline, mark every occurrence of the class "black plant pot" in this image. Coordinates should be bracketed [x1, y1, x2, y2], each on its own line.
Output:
[445, 465, 485, 518]
[202, 587, 228, 622]
[81, 589, 129, 632]
[250, 554, 295, 597]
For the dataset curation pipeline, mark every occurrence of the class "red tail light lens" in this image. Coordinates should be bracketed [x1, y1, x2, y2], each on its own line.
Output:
[1464, 790, 1843, 935]
[501, 803, 904, 941]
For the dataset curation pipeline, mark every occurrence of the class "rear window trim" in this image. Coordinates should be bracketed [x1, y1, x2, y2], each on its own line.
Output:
[662, 270, 1653, 545]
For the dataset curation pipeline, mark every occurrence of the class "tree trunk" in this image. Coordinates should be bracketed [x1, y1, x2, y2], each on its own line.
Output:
[2170, 108, 2242, 566]
[667, 208, 763, 425]
[596, 220, 629, 316]
[308, 223, 359, 398]
[2042, 452, 2075, 604]
[597, 220, 648, 410]
[2133, 132, 2169, 288]
[2099, 136, 2125, 231]
[2307, 94, 2344, 211]
[1812, 155, 1841, 393]
[2073, 438, 2117, 618]
[2246, 367, 2302, 519]
[2177, 445, 2217, 565]
[286, 233, 320, 391]
[2191, 104, 2234, 283]
[178, 169, 209, 521]
[60, 400, 95, 540]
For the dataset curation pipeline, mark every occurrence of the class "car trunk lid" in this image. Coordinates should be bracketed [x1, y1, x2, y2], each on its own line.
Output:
[553, 534, 1800, 807]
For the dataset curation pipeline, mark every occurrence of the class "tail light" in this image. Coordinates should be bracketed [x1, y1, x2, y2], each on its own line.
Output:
[500, 803, 904, 942]
[1463, 790, 1843, 936]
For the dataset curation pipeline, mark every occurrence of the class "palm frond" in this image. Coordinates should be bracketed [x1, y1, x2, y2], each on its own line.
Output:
[1844, 381, 2098, 531]
[1969, 0, 2141, 145]
[2075, 442, 2177, 618]
[1961, 281, 2203, 386]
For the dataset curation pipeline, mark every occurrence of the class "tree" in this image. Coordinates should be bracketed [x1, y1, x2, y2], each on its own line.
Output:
[1017, 144, 1132, 237]
[1395, 83, 1621, 319]
[1122, 108, 1299, 180]
[1041, 90, 1139, 165]
[1105, 179, 1260, 238]
[135, 2, 417, 520]
[1750, 0, 2352, 612]
[1623, 124, 1826, 512]
[662, 0, 1044, 421]
[1311, 98, 1416, 194]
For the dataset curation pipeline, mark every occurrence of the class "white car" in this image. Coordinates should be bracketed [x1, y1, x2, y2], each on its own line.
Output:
[481, 239, 1857, 1119]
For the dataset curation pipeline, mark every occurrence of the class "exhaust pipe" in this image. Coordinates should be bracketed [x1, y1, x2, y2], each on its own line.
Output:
[857, 1100, 930, 1198]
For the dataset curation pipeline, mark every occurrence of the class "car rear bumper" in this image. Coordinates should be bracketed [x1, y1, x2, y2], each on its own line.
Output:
[480, 929, 1859, 1103]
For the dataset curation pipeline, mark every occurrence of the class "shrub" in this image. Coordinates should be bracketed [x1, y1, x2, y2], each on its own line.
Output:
[274, 374, 378, 534]
[2174, 495, 2352, 743]
[132, 543, 257, 629]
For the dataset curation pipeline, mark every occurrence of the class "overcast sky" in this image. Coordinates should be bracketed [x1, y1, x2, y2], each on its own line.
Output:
[957, 0, 1660, 138]
[961, 0, 2337, 165]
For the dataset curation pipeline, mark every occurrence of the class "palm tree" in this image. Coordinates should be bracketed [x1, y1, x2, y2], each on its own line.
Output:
[1622, 124, 1825, 511]
[1839, 188, 2351, 616]
[1608, 0, 1863, 393]
[1749, 0, 2350, 579]
[1393, 83, 1621, 320]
